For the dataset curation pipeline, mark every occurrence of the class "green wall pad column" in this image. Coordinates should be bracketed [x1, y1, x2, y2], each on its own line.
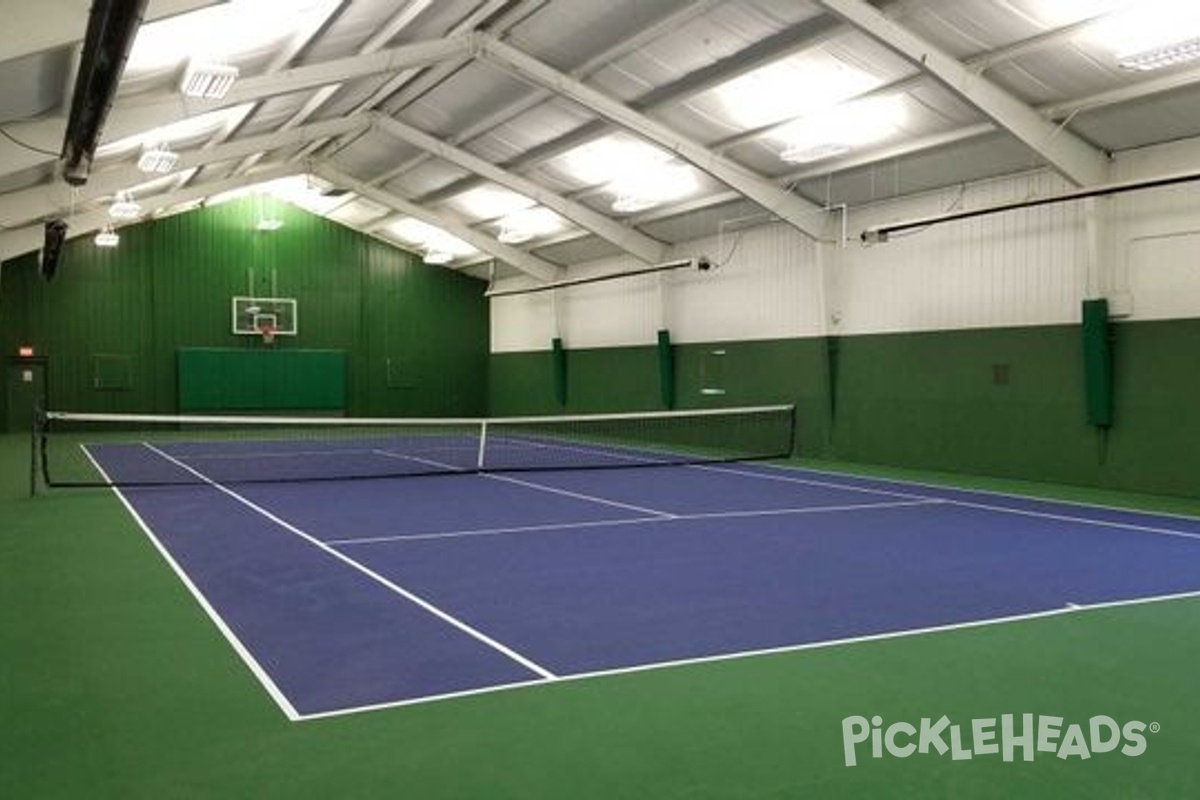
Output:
[551, 337, 567, 406]
[657, 329, 674, 409]
[1082, 299, 1113, 427]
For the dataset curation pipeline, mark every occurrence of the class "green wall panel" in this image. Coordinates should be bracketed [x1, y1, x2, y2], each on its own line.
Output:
[0, 197, 488, 422]
[488, 321, 1200, 499]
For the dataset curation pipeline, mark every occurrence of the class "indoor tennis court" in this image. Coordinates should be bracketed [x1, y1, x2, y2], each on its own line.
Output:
[5, 1, 1200, 799]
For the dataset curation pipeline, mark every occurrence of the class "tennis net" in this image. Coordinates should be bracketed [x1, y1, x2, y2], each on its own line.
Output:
[35, 405, 795, 488]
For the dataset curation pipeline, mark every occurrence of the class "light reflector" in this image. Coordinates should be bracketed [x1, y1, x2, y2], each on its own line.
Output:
[181, 62, 240, 99]
[108, 191, 142, 220]
[137, 144, 179, 174]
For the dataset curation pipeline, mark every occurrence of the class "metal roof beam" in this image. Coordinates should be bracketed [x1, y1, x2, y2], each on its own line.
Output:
[0, 35, 471, 180]
[316, 165, 562, 283]
[475, 34, 831, 241]
[371, 113, 669, 265]
[0, 163, 301, 262]
[814, 0, 1110, 187]
[0, 115, 368, 228]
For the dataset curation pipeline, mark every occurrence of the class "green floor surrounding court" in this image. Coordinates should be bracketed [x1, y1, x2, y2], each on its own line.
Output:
[3, 431, 1200, 799]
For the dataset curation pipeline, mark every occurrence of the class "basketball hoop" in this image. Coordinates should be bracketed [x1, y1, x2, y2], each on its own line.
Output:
[259, 324, 276, 345]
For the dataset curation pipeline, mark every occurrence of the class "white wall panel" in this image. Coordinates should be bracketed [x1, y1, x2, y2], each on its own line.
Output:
[836, 171, 1089, 335]
[491, 224, 822, 352]
[492, 138, 1200, 354]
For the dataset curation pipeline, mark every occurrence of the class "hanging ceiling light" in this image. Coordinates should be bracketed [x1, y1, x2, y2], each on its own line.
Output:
[108, 190, 142, 219]
[94, 225, 120, 248]
[180, 61, 240, 99]
[423, 249, 454, 265]
[137, 143, 179, 174]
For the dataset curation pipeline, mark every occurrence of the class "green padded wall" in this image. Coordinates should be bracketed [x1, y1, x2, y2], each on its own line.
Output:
[488, 320, 1200, 499]
[657, 329, 675, 409]
[1082, 298, 1114, 427]
[0, 197, 488, 422]
[177, 348, 346, 412]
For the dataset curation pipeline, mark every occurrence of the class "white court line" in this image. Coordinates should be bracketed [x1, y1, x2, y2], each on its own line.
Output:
[296, 587, 1200, 722]
[327, 499, 945, 547]
[694, 463, 936, 502]
[373, 448, 676, 518]
[945, 499, 1200, 542]
[746, 461, 1200, 524]
[703, 463, 1200, 543]
[485, 473, 675, 517]
[79, 445, 302, 721]
[140, 443, 558, 681]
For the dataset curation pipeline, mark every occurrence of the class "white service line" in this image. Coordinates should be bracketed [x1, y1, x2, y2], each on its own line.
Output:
[80, 445, 302, 721]
[141, 443, 558, 681]
[698, 463, 1200, 543]
[693, 463, 936, 502]
[373, 447, 676, 518]
[944, 499, 1200, 542]
[328, 498, 945, 547]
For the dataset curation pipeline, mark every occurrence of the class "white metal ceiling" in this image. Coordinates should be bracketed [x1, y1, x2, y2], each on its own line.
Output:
[2, 0, 1199, 280]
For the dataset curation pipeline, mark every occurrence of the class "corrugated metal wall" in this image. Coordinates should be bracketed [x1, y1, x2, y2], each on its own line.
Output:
[0, 198, 489, 421]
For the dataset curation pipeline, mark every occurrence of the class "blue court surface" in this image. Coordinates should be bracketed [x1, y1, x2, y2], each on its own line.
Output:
[87, 440, 1200, 721]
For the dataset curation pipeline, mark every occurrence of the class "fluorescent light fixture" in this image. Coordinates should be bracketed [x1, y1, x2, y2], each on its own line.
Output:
[181, 62, 239, 99]
[1075, 1, 1200, 69]
[776, 96, 907, 164]
[94, 227, 120, 247]
[137, 143, 179, 174]
[109, 191, 142, 220]
[1118, 36, 1200, 70]
[256, 218, 284, 231]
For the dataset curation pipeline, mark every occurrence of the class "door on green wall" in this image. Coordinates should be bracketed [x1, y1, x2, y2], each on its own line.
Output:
[5, 359, 46, 433]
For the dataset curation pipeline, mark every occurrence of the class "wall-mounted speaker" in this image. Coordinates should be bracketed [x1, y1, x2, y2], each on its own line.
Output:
[40, 219, 68, 281]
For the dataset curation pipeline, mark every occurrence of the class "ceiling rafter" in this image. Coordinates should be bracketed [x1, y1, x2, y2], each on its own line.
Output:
[473, 34, 832, 242]
[371, 113, 669, 265]
[415, 12, 846, 208]
[0, 115, 369, 229]
[0, 164, 302, 262]
[172, 0, 349, 192]
[814, 0, 1111, 187]
[316, 164, 562, 283]
[0, 35, 473, 181]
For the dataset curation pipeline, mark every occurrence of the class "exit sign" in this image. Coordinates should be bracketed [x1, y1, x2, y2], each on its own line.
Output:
[18, 346, 34, 357]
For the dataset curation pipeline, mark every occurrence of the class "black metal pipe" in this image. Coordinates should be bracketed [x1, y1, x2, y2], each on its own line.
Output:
[861, 169, 1200, 243]
[485, 257, 710, 298]
[60, 0, 150, 185]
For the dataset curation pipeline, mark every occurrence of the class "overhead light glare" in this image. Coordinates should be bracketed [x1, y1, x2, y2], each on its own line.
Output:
[256, 218, 284, 231]
[1117, 36, 1200, 70]
[775, 96, 907, 166]
[109, 191, 142, 220]
[423, 250, 454, 265]
[497, 227, 533, 245]
[496, 207, 561, 243]
[137, 143, 179, 174]
[94, 226, 120, 248]
[780, 142, 853, 164]
[181, 62, 239, 99]
[612, 194, 661, 214]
